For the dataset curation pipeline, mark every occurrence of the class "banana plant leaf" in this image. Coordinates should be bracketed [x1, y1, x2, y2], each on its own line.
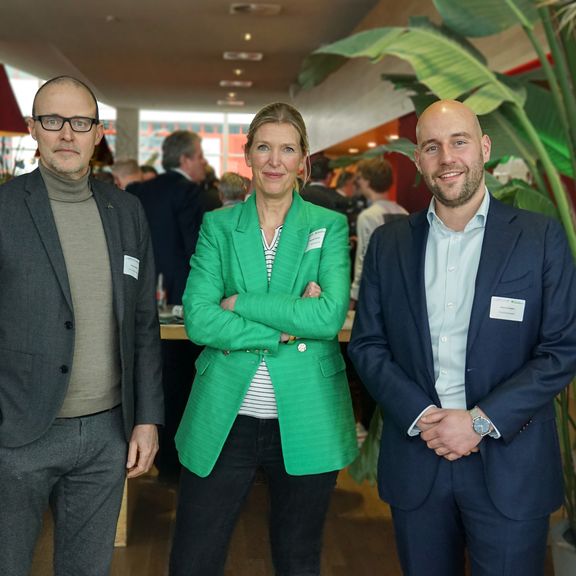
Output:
[433, 0, 539, 37]
[492, 178, 560, 218]
[348, 408, 383, 486]
[306, 18, 526, 113]
[328, 138, 416, 169]
[524, 81, 573, 177]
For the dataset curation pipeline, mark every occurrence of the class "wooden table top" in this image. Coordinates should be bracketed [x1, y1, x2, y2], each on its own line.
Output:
[160, 311, 354, 343]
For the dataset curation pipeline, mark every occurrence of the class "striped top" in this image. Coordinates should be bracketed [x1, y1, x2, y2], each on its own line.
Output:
[238, 226, 282, 419]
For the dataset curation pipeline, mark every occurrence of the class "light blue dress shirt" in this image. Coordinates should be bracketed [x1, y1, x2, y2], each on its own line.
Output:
[408, 191, 500, 437]
[425, 191, 489, 409]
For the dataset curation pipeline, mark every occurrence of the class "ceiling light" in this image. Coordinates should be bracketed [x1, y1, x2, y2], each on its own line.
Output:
[217, 99, 245, 107]
[388, 134, 399, 141]
[348, 148, 359, 154]
[244, 33, 252, 41]
[367, 142, 377, 148]
[223, 51, 263, 61]
[229, 3, 282, 16]
[220, 80, 253, 88]
[233, 68, 244, 76]
[228, 92, 237, 99]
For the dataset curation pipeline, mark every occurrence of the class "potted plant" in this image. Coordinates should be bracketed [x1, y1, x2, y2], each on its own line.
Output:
[299, 0, 576, 569]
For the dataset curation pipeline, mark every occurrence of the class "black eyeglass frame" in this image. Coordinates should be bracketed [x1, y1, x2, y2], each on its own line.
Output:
[33, 115, 99, 133]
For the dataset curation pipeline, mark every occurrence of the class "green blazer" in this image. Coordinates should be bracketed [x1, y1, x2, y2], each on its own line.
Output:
[176, 192, 358, 476]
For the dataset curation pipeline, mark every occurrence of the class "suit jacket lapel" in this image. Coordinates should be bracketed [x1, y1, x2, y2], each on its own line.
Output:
[399, 211, 436, 387]
[467, 198, 520, 352]
[24, 170, 73, 310]
[268, 193, 308, 294]
[232, 194, 269, 293]
[92, 180, 125, 323]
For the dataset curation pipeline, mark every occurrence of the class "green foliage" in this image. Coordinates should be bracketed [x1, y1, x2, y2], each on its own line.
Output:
[348, 409, 383, 485]
[433, 0, 539, 36]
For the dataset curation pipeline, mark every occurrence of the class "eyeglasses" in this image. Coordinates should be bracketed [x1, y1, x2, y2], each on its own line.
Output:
[33, 115, 99, 133]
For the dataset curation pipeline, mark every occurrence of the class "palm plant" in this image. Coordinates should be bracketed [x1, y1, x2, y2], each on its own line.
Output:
[299, 0, 576, 540]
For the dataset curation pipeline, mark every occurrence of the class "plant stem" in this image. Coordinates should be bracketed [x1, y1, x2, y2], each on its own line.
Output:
[539, 5, 576, 179]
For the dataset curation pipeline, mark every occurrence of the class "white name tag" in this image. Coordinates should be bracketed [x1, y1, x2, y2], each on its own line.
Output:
[123, 255, 140, 279]
[305, 228, 326, 252]
[489, 296, 525, 322]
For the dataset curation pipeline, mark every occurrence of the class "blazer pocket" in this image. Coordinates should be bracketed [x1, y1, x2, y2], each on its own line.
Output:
[195, 352, 212, 376]
[494, 271, 533, 295]
[319, 353, 346, 377]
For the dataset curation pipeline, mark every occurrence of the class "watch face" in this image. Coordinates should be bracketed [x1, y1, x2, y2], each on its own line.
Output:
[473, 417, 491, 435]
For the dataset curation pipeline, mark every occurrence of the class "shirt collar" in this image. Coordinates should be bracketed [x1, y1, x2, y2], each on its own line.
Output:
[172, 168, 192, 181]
[426, 188, 490, 233]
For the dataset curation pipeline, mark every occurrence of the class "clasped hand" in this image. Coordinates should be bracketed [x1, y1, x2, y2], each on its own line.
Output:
[418, 407, 481, 461]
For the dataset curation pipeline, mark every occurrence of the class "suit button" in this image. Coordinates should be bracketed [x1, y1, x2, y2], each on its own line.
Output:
[297, 343, 307, 352]
[64, 321, 73, 330]
[60, 365, 69, 374]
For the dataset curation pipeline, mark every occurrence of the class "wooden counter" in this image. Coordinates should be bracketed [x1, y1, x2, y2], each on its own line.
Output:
[160, 310, 354, 343]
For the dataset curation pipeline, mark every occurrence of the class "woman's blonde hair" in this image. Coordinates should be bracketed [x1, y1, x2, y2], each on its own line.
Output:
[245, 102, 311, 187]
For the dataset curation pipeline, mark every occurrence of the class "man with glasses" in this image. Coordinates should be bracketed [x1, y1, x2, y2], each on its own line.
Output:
[0, 76, 163, 576]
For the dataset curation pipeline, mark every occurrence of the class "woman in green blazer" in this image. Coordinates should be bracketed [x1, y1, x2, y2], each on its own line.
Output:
[170, 103, 358, 576]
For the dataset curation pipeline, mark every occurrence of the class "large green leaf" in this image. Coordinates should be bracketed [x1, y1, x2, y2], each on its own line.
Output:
[313, 23, 525, 111]
[328, 138, 417, 169]
[524, 81, 573, 177]
[297, 53, 348, 91]
[433, 0, 539, 37]
[492, 178, 559, 218]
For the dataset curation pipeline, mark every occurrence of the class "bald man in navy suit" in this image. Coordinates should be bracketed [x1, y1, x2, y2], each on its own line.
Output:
[349, 100, 576, 576]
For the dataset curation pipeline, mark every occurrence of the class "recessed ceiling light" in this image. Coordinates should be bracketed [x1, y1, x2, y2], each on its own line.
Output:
[105, 14, 119, 23]
[233, 68, 244, 76]
[348, 148, 359, 154]
[220, 80, 253, 88]
[223, 51, 263, 61]
[388, 134, 399, 141]
[228, 92, 237, 99]
[244, 32, 252, 41]
[217, 99, 245, 107]
[229, 3, 282, 16]
[367, 142, 377, 148]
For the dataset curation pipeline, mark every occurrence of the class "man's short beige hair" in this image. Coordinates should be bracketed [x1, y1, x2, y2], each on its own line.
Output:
[111, 158, 141, 178]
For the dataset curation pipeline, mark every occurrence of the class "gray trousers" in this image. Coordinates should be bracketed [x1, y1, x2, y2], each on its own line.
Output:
[0, 406, 128, 576]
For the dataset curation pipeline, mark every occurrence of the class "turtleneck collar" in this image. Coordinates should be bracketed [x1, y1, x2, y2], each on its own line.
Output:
[39, 162, 93, 203]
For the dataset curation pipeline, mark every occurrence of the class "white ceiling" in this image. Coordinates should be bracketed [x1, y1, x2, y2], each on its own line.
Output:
[0, 0, 380, 113]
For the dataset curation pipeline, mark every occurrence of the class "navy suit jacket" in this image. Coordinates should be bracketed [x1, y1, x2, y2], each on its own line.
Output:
[129, 171, 219, 305]
[348, 196, 576, 520]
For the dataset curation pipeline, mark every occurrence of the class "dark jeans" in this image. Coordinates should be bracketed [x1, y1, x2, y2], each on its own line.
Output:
[169, 415, 338, 576]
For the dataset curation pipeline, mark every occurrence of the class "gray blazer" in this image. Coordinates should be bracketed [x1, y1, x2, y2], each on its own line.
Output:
[0, 169, 164, 448]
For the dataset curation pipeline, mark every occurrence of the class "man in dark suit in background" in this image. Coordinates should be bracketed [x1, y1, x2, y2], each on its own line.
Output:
[349, 100, 576, 576]
[301, 155, 350, 214]
[0, 76, 163, 576]
[130, 130, 219, 479]
[129, 130, 216, 306]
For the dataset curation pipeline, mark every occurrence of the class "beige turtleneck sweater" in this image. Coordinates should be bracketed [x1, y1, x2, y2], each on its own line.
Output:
[39, 163, 121, 417]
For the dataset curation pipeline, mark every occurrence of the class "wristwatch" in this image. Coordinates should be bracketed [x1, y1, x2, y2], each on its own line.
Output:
[470, 407, 493, 437]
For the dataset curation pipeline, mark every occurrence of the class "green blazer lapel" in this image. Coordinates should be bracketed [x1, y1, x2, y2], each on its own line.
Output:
[269, 192, 309, 295]
[232, 194, 269, 293]
[92, 181, 125, 323]
[24, 170, 73, 310]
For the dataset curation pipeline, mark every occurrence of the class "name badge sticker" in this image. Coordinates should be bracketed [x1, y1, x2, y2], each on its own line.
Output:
[124, 255, 140, 279]
[305, 228, 326, 252]
[489, 296, 525, 322]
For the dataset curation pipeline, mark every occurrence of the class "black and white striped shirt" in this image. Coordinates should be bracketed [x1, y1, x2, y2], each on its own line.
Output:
[238, 226, 282, 419]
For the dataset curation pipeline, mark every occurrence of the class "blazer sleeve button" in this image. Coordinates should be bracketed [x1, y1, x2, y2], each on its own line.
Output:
[60, 365, 69, 374]
[64, 321, 73, 330]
